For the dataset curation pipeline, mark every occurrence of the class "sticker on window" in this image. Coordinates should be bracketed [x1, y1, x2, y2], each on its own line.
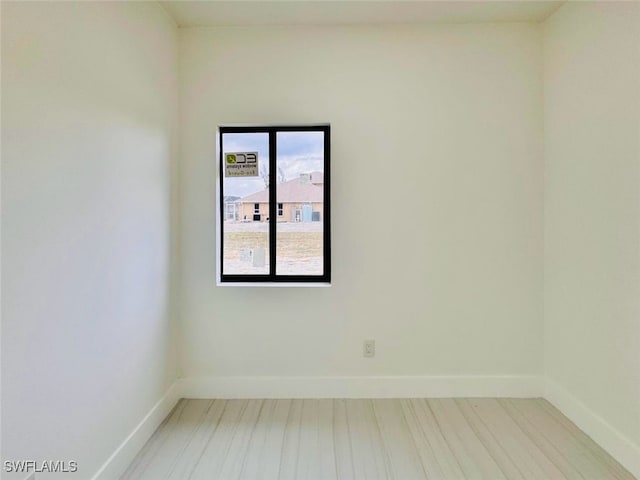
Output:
[225, 152, 259, 177]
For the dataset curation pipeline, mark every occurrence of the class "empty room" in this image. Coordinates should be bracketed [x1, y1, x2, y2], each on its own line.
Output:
[1, 0, 639, 479]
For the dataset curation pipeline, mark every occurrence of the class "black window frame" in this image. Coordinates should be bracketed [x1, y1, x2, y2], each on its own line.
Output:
[218, 125, 331, 284]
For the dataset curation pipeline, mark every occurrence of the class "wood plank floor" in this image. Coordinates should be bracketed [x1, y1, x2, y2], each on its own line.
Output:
[122, 398, 635, 480]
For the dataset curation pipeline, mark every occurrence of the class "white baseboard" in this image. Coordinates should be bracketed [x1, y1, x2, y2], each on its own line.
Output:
[545, 379, 640, 479]
[91, 382, 182, 480]
[177, 374, 544, 399]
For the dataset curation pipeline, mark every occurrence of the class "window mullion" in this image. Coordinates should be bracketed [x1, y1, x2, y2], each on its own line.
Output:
[268, 130, 277, 278]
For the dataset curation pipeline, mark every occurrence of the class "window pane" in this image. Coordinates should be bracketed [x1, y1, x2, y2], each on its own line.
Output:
[276, 131, 324, 276]
[221, 132, 270, 275]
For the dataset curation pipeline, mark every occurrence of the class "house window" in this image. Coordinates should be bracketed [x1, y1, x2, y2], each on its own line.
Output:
[218, 125, 330, 284]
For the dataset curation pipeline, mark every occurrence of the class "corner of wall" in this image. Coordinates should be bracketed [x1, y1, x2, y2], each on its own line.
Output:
[92, 381, 183, 480]
[545, 378, 640, 478]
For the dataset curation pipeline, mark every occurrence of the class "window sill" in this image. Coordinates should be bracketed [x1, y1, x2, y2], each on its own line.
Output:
[216, 281, 331, 288]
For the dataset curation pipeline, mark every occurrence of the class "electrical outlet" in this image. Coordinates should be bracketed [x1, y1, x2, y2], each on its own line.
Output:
[363, 339, 375, 357]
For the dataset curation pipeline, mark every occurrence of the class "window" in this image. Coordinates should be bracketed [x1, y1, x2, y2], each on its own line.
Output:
[218, 125, 330, 284]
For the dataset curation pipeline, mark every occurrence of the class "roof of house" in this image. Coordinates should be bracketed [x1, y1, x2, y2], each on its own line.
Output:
[240, 172, 324, 203]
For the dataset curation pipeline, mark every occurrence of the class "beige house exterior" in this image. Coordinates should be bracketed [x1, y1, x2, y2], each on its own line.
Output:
[226, 172, 324, 223]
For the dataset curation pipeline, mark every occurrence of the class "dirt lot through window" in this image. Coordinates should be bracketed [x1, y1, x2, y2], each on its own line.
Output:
[223, 222, 323, 275]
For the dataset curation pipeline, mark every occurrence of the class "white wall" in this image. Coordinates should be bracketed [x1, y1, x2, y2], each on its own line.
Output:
[179, 24, 543, 381]
[1, 2, 179, 478]
[543, 0, 640, 471]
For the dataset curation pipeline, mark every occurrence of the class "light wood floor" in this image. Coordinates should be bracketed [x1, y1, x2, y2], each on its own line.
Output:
[122, 398, 635, 480]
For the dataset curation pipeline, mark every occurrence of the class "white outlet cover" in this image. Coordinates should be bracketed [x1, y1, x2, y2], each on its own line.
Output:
[363, 340, 375, 357]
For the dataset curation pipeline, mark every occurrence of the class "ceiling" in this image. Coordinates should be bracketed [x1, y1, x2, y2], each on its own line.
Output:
[160, 1, 565, 27]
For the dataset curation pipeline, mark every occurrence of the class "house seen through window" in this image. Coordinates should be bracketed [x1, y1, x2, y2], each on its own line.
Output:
[219, 125, 330, 283]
